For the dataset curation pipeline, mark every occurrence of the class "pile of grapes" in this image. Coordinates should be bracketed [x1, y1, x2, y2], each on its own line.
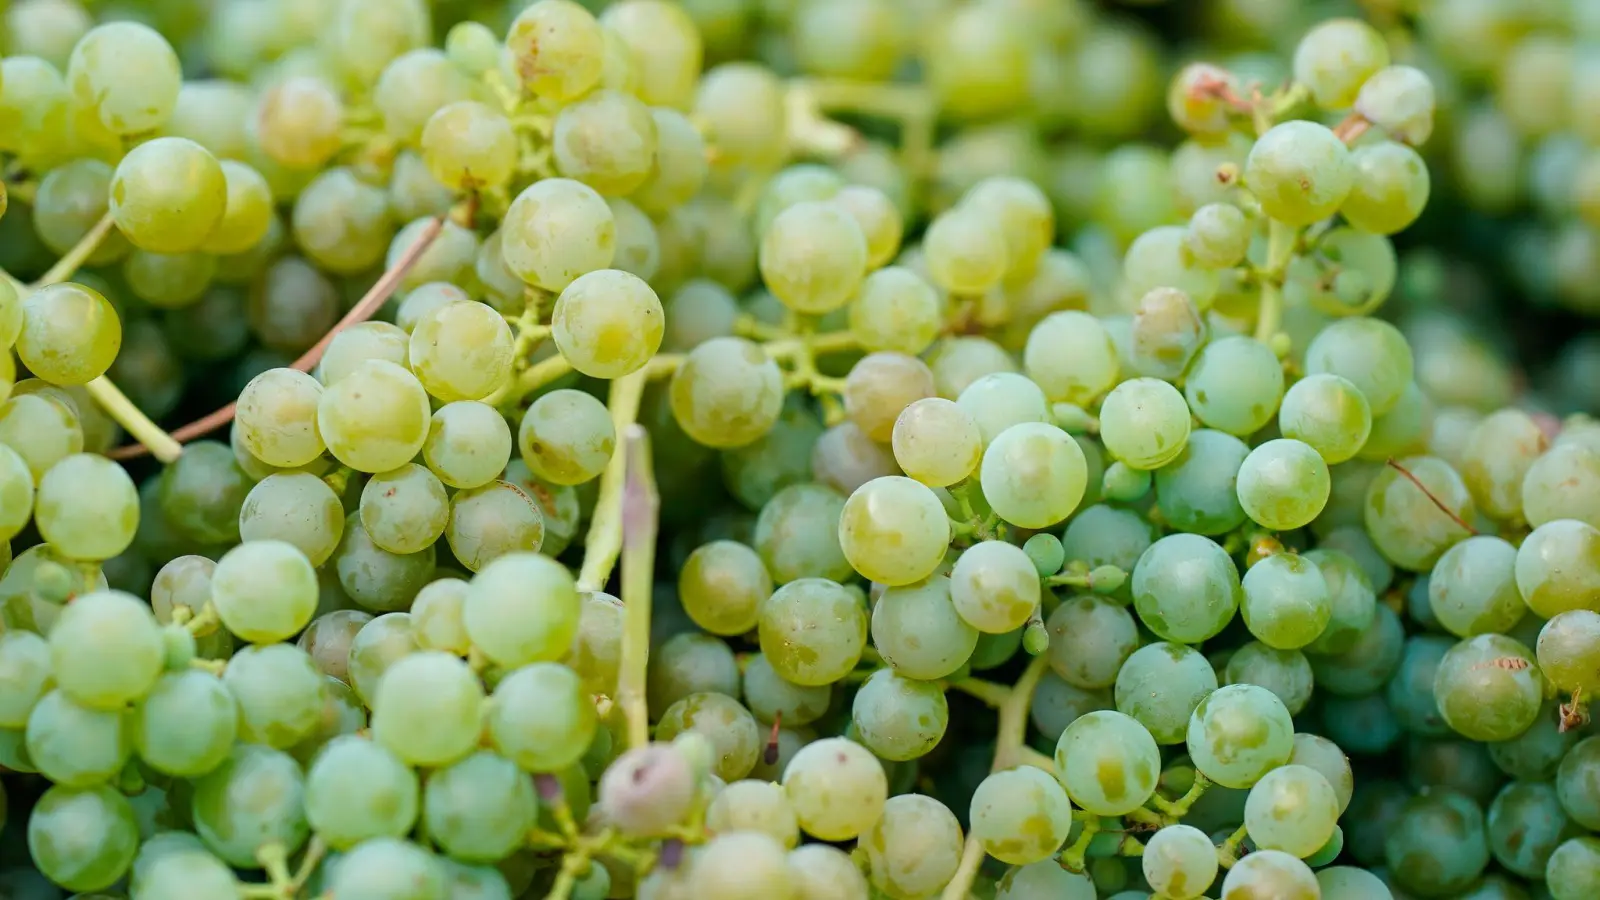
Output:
[1, 0, 1599, 898]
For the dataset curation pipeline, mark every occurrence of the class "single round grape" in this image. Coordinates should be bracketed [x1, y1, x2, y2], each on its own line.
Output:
[1516, 518, 1600, 618]
[421, 400, 512, 492]
[254, 76, 344, 171]
[892, 397, 982, 488]
[743, 653, 829, 727]
[1186, 202, 1251, 270]
[1278, 373, 1372, 465]
[782, 738, 887, 842]
[1219, 850, 1319, 899]
[844, 352, 935, 443]
[420, 100, 517, 192]
[969, 766, 1073, 866]
[234, 368, 324, 469]
[1024, 311, 1119, 406]
[1547, 836, 1600, 900]
[1100, 377, 1191, 470]
[1055, 710, 1160, 815]
[1523, 439, 1600, 529]
[66, 20, 180, 135]
[957, 372, 1052, 448]
[444, 481, 547, 571]
[929, 334, 1020, 400]
[1428, 535, 1525, 638]
[239, 472, 345, 566]
[1237, 439, 1331, 532]
[552, 269, 664, 379]
[500, 178, 616, 292]
[47, 589, 164, 710]
[1241, 553, 1332, 650]
[1115, 642, 1218, 745]
[753, 483, 853, 584]
[678, 540, 770, 637]
[517, 389, 614, 489]
[423, 750, 539, 863]
[298, 609, 372, 683]
[1226, 642, 1314, 715]
[1342, 141, 1430, 235]
[1293, 18, 1390, 108]
[346, 613, 420, 705]
[1131, 287, 1205, 380]
[852, 667, 949, 761]
[355, 465, 447, 557]
[1131, 533, 1242, 644]
[1384, 790, 1489, 896]
[1433, 633, 1544, 741]
[1155, 429, 1250, 536]
[1122, 225, 1220, 309]
[1186, 684, 1295, 789]
[1538, 610, 1600, 696]
[980, 422, 1088, 529]
[304, 734, 419, 850]
[648, 631, 739, 720]
[409, 299, 514, 403]
[35, 453, 136, 561]
[109, 136, 226, 253]
[655, 691, 761, 782]
[1244, 121, 1354, 226]
[596, 743, 696, 838]
[1243, 764, 1340, 858]
[687, 830, 796, 900]
[1487, 780, 1572, 879]
[1184, 336, 1285, 438]
[996, 860, 1096, 900]
[326, 838, 447, 900]
[1355, 64, 1435, 145]
[872, 575, 977, 681]
[599, 0, 701, 110]
[1046, 596, 1139, 689]
[16, 282, 120, 386]
[950, 540, 1042, 636]
[1304, 317, 1414, 416]
[370, 650, 483, 768]
[26, 784, 139, 892]
[860, 793, 963, 900]
[924, 205, 1009, 293]
[0, 631, 51, 728]
[222, 643, 326, 749]
[759, 577, 867, 686]
[464, 552, 578, 669]
[1143, 824, 1219, 900]
[849, 266, 942, 357]
[0, 392, 84, 482]
[506, 0, 605, 102]
[25, 686, 129, 787]
[211, 540, 319, 644]
[838, 476, 951, 586]
[191, 744, 309, 868]
[1364, 455, 1476, 572]
[759, 200, 869, 315]
[670, 336, 784, 448]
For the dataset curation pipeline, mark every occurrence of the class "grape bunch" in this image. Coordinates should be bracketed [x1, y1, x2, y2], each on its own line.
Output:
[0, 1, 1599, 900]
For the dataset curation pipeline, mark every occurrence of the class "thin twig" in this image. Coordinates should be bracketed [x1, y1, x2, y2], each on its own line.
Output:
[32, 211, 115, 288]
[617, 424, 657, 750]
[1385, 458, 1478, 535]
[108, 215, 447, 460]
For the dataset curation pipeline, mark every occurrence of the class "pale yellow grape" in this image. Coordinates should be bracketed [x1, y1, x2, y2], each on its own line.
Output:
[408, 300, 514, 403]
[240, 472, 346, 566]
[631, 108, 709, 216]
[782, 737, 887, 841]
[423, 401, 514, 490]
[212, 540, 319, 644]
[551, 88, 658, 196]
[34, 453, 137, 561]
[200, 160, 274, 255]
[235, 368, 326, 469]
[506, 0, 606, 103]
[0, 445, 32, 542]
[848, 266, 941, 356]
[831, 185, 903, 269]
[962, 175, 1055, 282]
[16, 282, 120, 386]
[844, 352, 935, 443]
[1099, 377, 1192, 470]
[599, 0, 703, 110]
[66, 20, 180, 135]
[316, 322, 410, 387]
[1340, 141, 1430, 236]
[0, 393, 83, 482]
[47, 590, 164, 710]
[1244, 121, 1354, 227]
[552, 269, 663, 379]
[1292, 18, 1391, 109]
[373, 48, 475, 145]
[518, 389, 615, 486]
[923, 206, 1009, 293]
[420, 100, 518, 191]
[892, 397, 982, 488]
[1024, 311, 1119, 405]
[980, 422, 1088, 529]
[109, 136, 227, 253]
[951, 540, 1042, 634]
[359, 464, 449, 556]
[759, 200, 869, 314]
[445, 481, 545, 572]
[692, 63, 788, 174]
[669, 336, 784, 448]
[317, 360, 432, 474]
[395, 283, 468, 335]
[501, 178, 616, 292]
[838, 476, 951, 586]
[254, 76, 344, 171]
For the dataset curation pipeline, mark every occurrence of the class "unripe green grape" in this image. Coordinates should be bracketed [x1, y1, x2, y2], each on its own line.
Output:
[759, 578, 866, 685]
[1244, 121, 1354, 227]
[408, 299, 513, 403]
[1342, 141, 1430, 235]
[924, 206, 1008, 293]
[291, 168, 395, 275]
[1100, 377, 1191, 470]
[759, 200, 869, 315]
[326, 838, 445, 900]
[552, 269, 664, 379]
[239, 472, 345, 566]
[16, 281, 119, 386]
[506, 0, 605, 102]
[66, 20, 179, 135]
[0, 391, 83, 481]
[872, 575, 977, 681]
[304, 734, 419, 850]
[123, 249, 216, 309]
[1167, 62, 1238, 138]
[35, 453, 136, 561]
[1548, 836, 1600, 900]
[371, 650, 483, 768]
[390, 218, 479, 294]
[1304, 317, 1413, 416]
[843, 352, 933, 443]
[518, 389, 615, 486]
[923, 3, 1030, 122]
[32, 159, 129, 265]
[956, 372, 1051, 447]
[1427, 535, 1524, 638]
[424, 750, 539, 862]
[1056, 710, 1161, 815]
[1364, 455, 1474, 572]
[679, 540, 770, 637]
[1237, 438, 1331, 532]
[602, 197, 661, 284]
[209, 540, 319, 647]
[7, 0, 92, 69]
[47, 589, 163, 710]
[316, 322, 410, 387]
[1538, 610, 1600, 696]
[980, 421, 1088, 529]
[1187, 684, 1294, 789]
[1241, 553, 1332, 650]
[132, 669, 237, 778]
[928, 334, 1018, 399]
[223, 643, 326, 749]
[26, 784, 139, 892]
[1517, 518, 1600, 618]
[253, 76, 344, 171]
[373, 48, 473, 145]
[742, 653, 828, 727]
[424, 400, 514, 491]
[421, 100, 517, 192]
[464, 552, 577, 669]
[318, 360, 431, 474]
[1292, 18, 1391, 109]
[849, 266, 942, 356]
[445, 481, 546, 572]
[1433, 633, 1543, 742]
[1024, 311, 1118, 405]
[599, 0, 702, 111]
[234, 367, 325, 469]
[852, 667, 948, 761]
[1155, 429, 1250, 536]
[1122, 225, 1219, 308]
[502, 178, 616, 292]
[24, 686, 129, 786]
[1186, 202, 1251, 269]
[1355, 64, 1436, 146]
[1225, 642, 1314, 715]
[838, 476, 950, 586]
[891, 397, 981, 488]
[793, 0, 902, 82]
[1278, 373, 1371, 464]
[1131, 533, 1242, 645]
[631, 108, 709, 216]
[706, 780, 799, 850]
[670, 336, 784, 448]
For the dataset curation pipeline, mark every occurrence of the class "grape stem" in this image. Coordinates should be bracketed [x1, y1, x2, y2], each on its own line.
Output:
[615, 423, 657, 751]
[1148, 771, 1213, 824]
[947, 677, 1011, 707]
[790, 78, 938, 175]
[1217, 822, 1251, 869]
[1253, 219, 1298, 345]
[1060, 814, 1101, 873]
[577, 372, 651, 593]
[1383, 458, 1478, 535]
[106, 213, 449, 460]
[940, 837, 987, 900]
[33, 211, 116, 287]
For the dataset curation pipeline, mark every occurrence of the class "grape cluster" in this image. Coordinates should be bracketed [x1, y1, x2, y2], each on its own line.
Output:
[0, 2, 1598, 900]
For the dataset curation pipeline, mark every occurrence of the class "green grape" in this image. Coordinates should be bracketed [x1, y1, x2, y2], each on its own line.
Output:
[1046, 596, 1138, 689]
[929, 335, 1020, 400]
[1548, 836, 1600, 900]
[1538, 610, 1600, 696]
[1355, 65, 1435, 146]
[369, 650, 483, 768]
[1115, 641, 1219, 744]
[0, 630, 51, 728]
[150, 555, 216, 632]
[995, 860, 1096, 900]
[358, 465, 448, 556]
[197, 160, 273, 257]
[1384, 790, 1488, 896]
[793, 0, 901, 82]
[1186, 203, 1251, 270]
[843, 355, 934, 448]
[1363, 455, 1474, 572]
[1428, 535, 1525, 638]
[1309, 601, 1405, 697]
[963, 175, 1054, 282]
[47, 589, 162, 709]
[1131, 534, 1242, 644]
[0, 55, 72, 168]
[132, 669, 236, 777]
[1184, 336, 1284, 438]
[694, 64, 788, 177]
[254, 77, 344, 171]
[464, 553, 578, 669]
[239, 472, 345, 566]
[599, 0, 701, 110]
[0, 445, 28, 544]
[632, 108, 708, 216]
[445, 481, 546, 572]
[860, 793, 963, 900]
[1458, 408, 1547, 522]
[424, 400, 514, 491]
[1155, 429, 1250, 536]
[662, 278, 737, 352]
[1241, 554, 1331, 650]
[721, 400, 823, 510]
[418, 100, 516, 192]
[1103, 461, 1151, 502]
[924, 205, 1009, 294]
[34, 453, 135, 560]
[1244, 121, 1353, 227]
[550, 88, 657, 196]
[1341, 141, 1430, 235]
[1023, 312, 1118, 406]
[838, 476, 951, 586]
[423, 750, 538, 862]
[679, 540, 771, 637]
[389, 150, 455, 223]
[1486, 697, 1575, 781]
[742, 653, 829, 726]
[1023, 532, 1066, 578]
[503, 461, 582, 558]
[759, 577, 866, 686]
[1286, 734, 1354, 815]
[326, 838, 446, 900]
[1559, 737, 1600, 830]
[1055, 710, 1160, 815]
[1243, 764, 1339, 858]
[753, 483, 853, 584]
[66, 20, 179, 135]
[706, 779, 799, 848]
[222, 644, 326, 749]
[26, 785, 139, 892]
[1219, 850, 1319, 899]
[758, 200, 868, 315]
[950, 540, 1042, 635]
[969, 766, 1073, 866]
[850, 266, 942, 357]
[956, 372, 1050, 447]
[124, 249, 217, 309]
[1523, 440, 1600, 528]
[872, 575, 977, 681]
[1433, 633, 1543, 741]
[500, 178, 616, 292]
[25, 688, 128, 787]
[1225, 642, 1313, 715]
[1292, 18, 1390, 108]
[488, 662, 596, 774]
[249, 257, 339, 354]
[372, 48, 473, 145]
[162, 77, 253, 159]
[235, 368, 326, 469]
[980, 422, 1088, 529]
[1237, 439, 1330, 531]
[0, 391, 82, 482]
[687, 830, 796, 900]
[1125, 229, 1218, 314]
[441, 860, 515, 900]
[333, 512, 437, 613]
[1142, 824, 1218, 900]
[158, 439, 250, 546]
[404, 580, 467, 656]
[129, 845, 238, 900]
[669, 337, 784, 448]
[1100, 377, 1191, 470]
[852, 667, 948, 761]
[109, 136, 226, 253]
[832, 185, 903, 269]
[518, 389, 614, 486]
[506, 0, 604, 102]
[212, 540, 319, 644]
[656, 691, 760, 782]
[1516, 518, 1600, 618]
[409, 300, 513, 403]
[647, 631, 739, 718]
[304, 735, 419, 850]
[1186, 684, 1294, 789]
[16, 281, 119, 387]
[1167, 62, 1237, 138]
[1487, 780, 1571, 878]
[1304, 318, 1414, 418]
[290, 169, 394, 276]
[299, 609, 373, 682]
[1278, 373, 1372, 464]
[318, 360, 431, 474]
[347, 612, 419, 705]
[607, 197, 662, 283]
[32, 160, 128, 265]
